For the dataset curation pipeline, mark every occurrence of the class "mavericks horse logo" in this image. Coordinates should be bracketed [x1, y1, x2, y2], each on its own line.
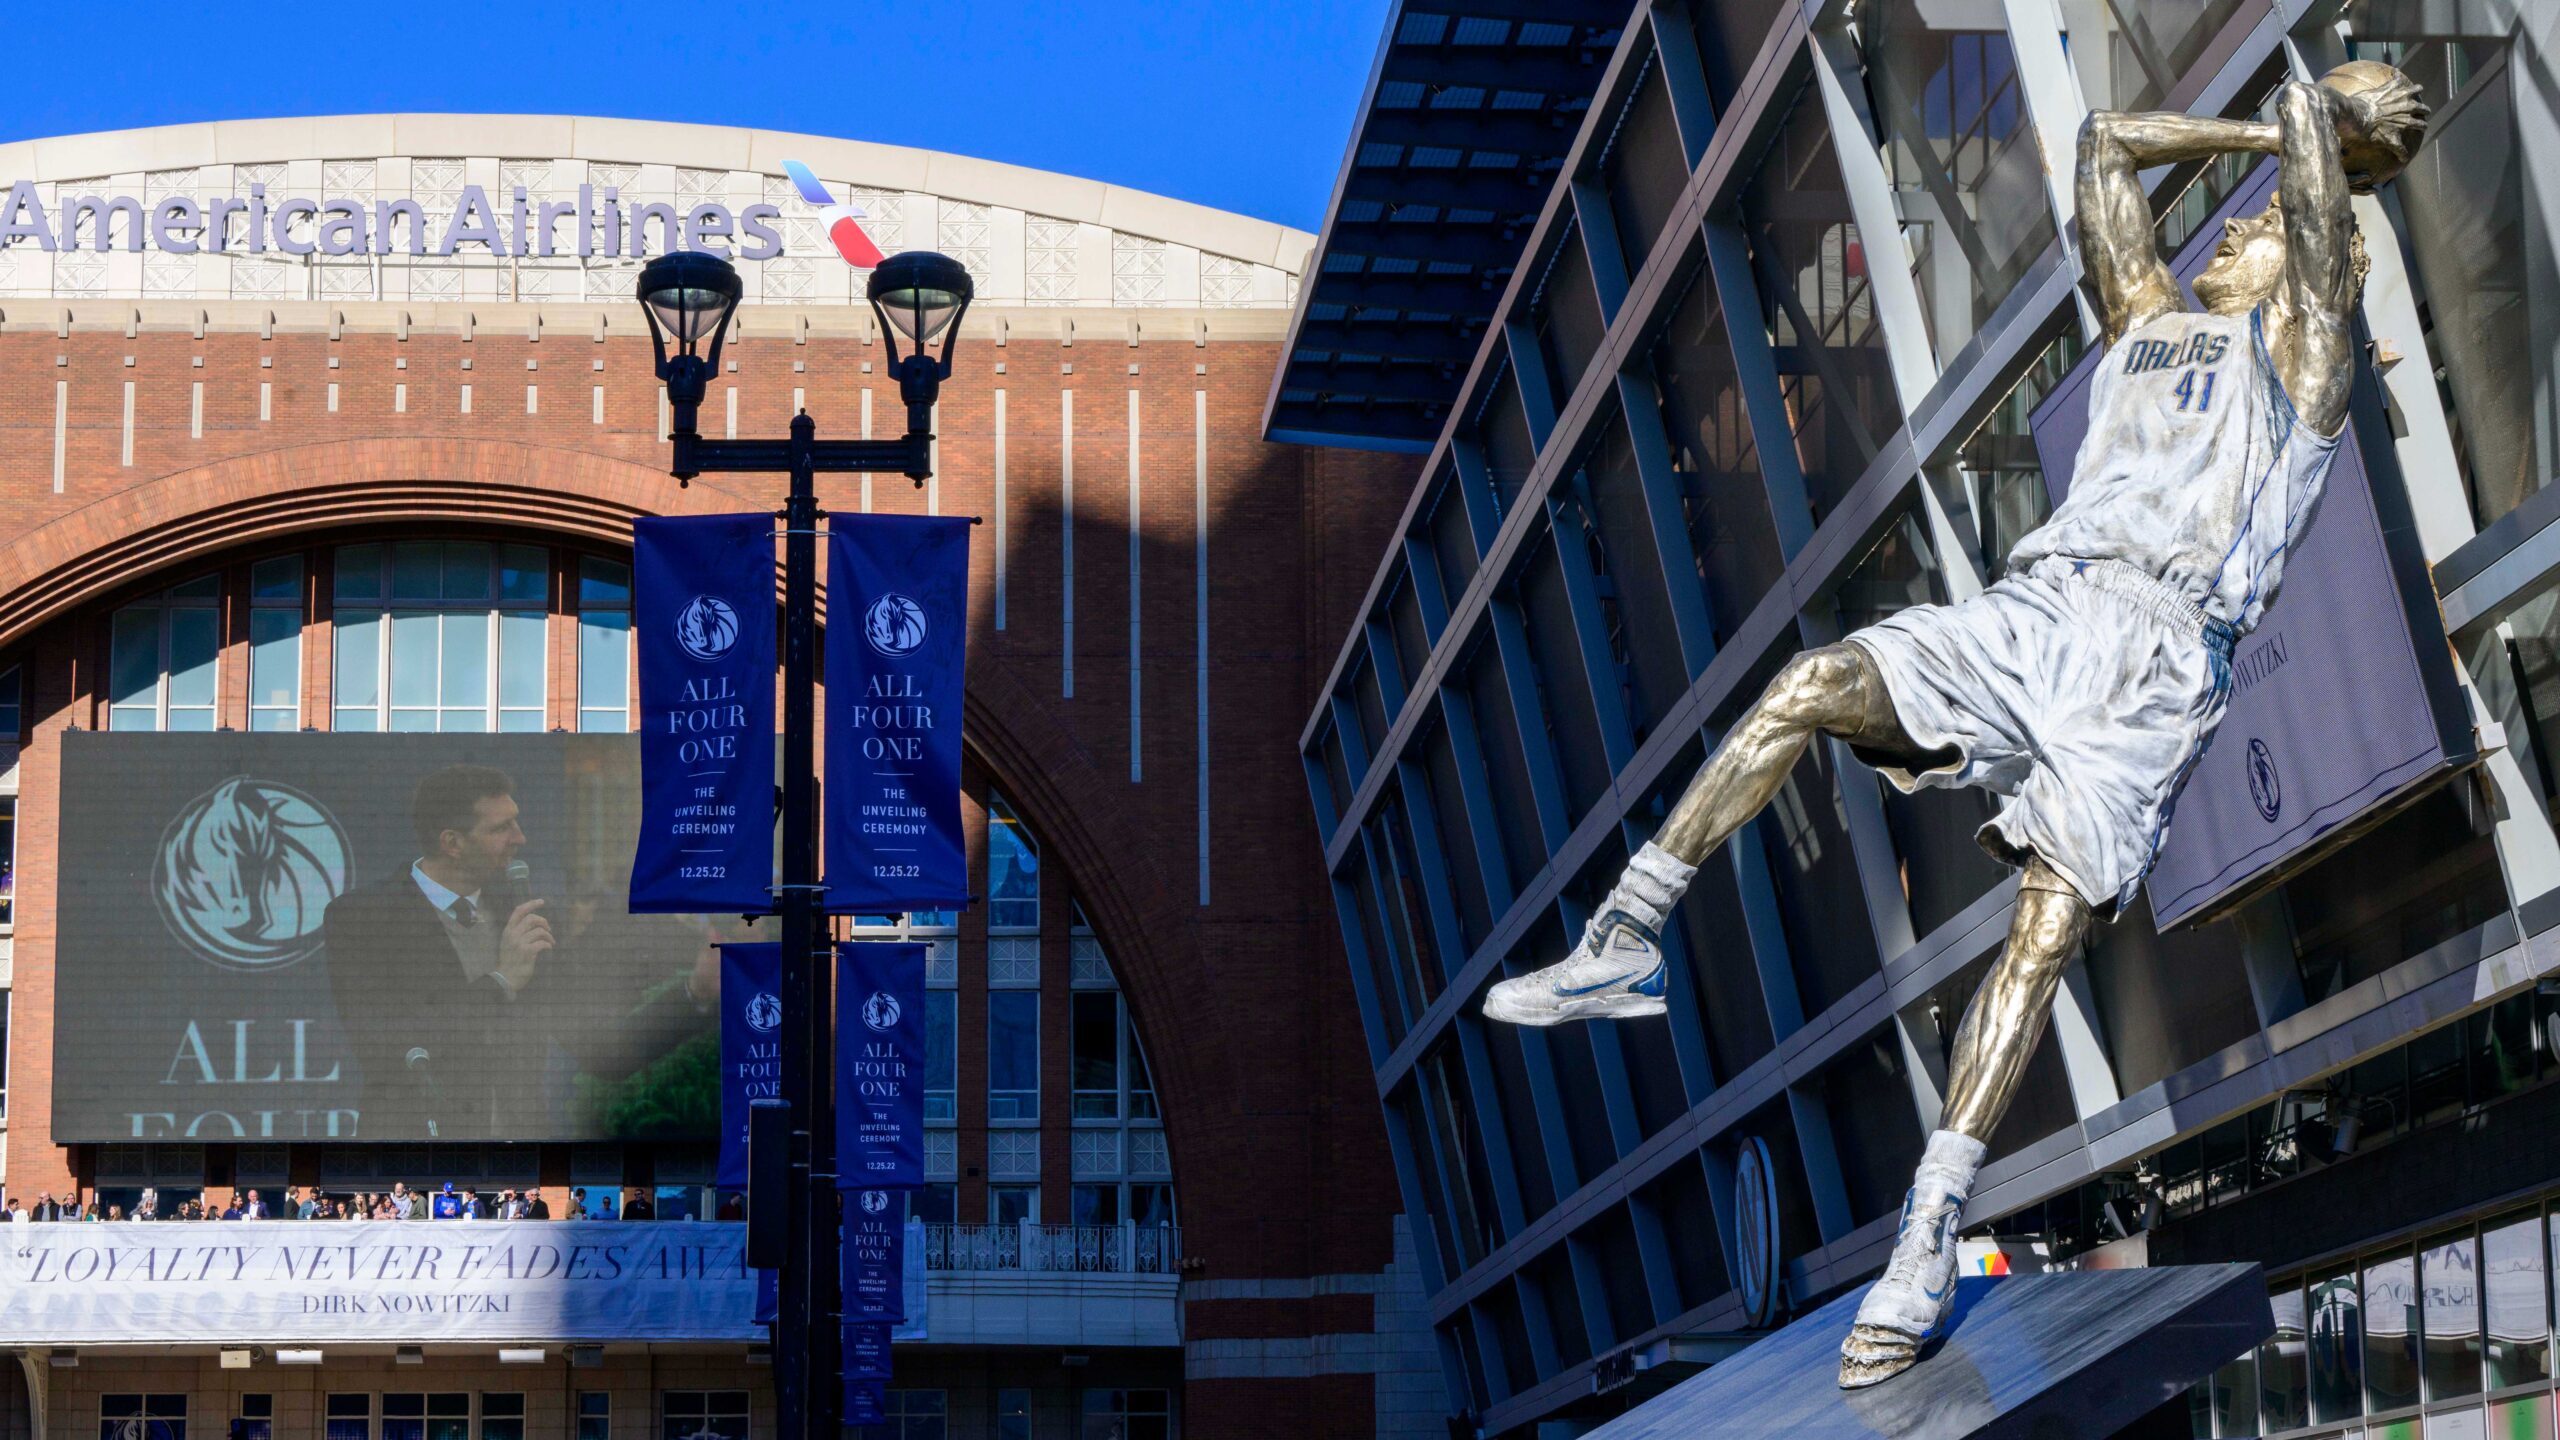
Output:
[864, 593, 929, 658]
[2246, 738, 2282, 822]
[676, 594, 741, 662]
[154, 777, 350, 972]
[745, 991, 783, 1033]
[861, 989, 902, 1032]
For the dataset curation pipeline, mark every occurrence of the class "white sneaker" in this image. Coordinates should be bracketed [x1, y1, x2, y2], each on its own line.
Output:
[1837, 1186, 1964, 1388]
[1480, 911, 1667, 1026]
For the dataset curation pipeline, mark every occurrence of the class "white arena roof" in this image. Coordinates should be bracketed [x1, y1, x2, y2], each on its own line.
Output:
[0, 114, 1315, 311]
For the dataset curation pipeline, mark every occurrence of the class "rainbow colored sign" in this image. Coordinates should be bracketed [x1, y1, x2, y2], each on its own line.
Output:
[780, 160, 888, 269]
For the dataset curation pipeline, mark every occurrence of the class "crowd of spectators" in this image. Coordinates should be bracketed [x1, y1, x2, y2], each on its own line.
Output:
[2, 1182, 687, 1222]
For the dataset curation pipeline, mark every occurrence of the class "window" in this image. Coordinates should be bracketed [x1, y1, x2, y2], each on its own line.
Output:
[1, 796, 15, 929]
[860, 1391, 944, 1440]
[1078, 1389, 1170, 1440]
[324, 1395, 370, 1440]
[997, 1390, 1030, 1440]
[575, 1395, 609, 1440]
[1954, 326, 2086, 577]
[1072, 1183, 1120, 1225]
[1646, 268, 1785, 645]
[990, 1184, 1038, 1224]
[381, 1395, 468, 1440]
[109, 574, 220, 731]
[1071, 991, 1158, 1123]
[987, 793, 1038, 930]
[989, 990, 1038, 1121]
[1073, 990, 1121, 1120]
[101, 1395, 187, 1440]
[249, 556, 304, 730]
[234, 1396, 273, 1440]
[2351, 22, 2550, 528]
[1, 990, 11, 1120]
[2056, 0, 2253, 115]
[1130, 1182, 1175, 1228]
[478, 1397, 522, 1440]
[924, 989, 957, 1123]
[0, 662, 21, 737]
[2482, 1209, 2549, 1389]
[1856, 0, 2057, 363]
[333, 541, 547, 732]
[660, 1392, 749, 1440]
[914, 1183, 958, 1225]
[1740, 86, 1905, 522]
[2364, 1249, 2422, 1414]
[578, 557, 633, 732]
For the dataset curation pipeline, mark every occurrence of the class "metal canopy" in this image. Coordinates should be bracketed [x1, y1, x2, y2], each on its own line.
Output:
[1264, 0, 1627, 453]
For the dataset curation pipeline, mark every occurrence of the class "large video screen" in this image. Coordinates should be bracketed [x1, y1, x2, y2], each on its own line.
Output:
[55, 733, 755, 1143]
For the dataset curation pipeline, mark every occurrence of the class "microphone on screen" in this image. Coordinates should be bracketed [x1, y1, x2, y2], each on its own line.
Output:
[506, 859, 533, 890]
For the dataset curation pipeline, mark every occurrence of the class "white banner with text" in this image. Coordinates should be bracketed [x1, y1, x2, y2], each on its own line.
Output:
[0, 1220, 759, 1344]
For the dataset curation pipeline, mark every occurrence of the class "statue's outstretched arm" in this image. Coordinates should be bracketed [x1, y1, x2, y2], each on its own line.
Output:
[2074, 110, 2277, 344]
[2274, 75, 2424, 436]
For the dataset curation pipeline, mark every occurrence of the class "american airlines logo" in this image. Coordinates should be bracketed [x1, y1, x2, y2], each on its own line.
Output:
[779, 160, 886, 268]
[0, 160, 895, 269]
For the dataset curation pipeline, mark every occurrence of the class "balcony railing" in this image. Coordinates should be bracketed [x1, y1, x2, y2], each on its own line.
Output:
[924, 1221, 1181, 1274]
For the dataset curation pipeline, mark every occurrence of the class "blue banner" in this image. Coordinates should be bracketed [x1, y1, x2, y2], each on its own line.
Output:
[845, 1381, 886, 1428]
[835, 942, 926, 1189]
[632, 514, 776, 913]
[824, 515, 971, 912]
[843, 1189, 906, 1323]
[844, 1322, 891, 1380]
[717, 943, 783, 1190]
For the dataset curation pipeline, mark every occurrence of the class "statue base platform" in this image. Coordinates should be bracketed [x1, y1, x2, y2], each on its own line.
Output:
[1582, 1263, 2271, 1440]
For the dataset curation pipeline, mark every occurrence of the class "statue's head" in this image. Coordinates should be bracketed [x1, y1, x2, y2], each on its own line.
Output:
[2192, 191, 2372, 316]
[2194, 59, 2415, 316]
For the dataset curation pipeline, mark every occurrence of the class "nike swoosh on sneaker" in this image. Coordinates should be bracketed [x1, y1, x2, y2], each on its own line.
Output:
[1556, 969, 1652, 996]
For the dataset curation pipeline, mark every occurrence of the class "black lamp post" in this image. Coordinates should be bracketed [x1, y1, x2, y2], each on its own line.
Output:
[639, 247, 973, 1440]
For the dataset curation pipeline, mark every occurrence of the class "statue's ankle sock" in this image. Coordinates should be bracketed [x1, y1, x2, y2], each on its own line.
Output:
[1596, 843, 1698, 936]
[1914, 1130, 1987, 1213]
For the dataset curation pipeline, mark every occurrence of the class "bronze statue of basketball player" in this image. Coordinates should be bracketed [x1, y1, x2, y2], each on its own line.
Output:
[1481, 61, 2427, 1387]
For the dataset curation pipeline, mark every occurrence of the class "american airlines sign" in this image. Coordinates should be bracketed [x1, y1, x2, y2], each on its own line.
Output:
[0, 161, 883, 266]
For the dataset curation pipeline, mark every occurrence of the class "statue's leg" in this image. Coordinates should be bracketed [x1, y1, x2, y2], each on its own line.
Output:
[1838, 859, 2091, 1389]
[1654, 643, 1910, 864]
[1483, 644, 1909, 1027]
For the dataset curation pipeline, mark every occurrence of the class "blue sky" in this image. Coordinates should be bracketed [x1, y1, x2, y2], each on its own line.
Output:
[2, 1, 1388, 231]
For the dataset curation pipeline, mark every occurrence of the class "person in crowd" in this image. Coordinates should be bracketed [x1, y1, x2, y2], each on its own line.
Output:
[567, 1187, 589, 1220]
[31, 1192, 59, 1223]
[461, 1188, 486, 1220]
[392, 1181, 417, 1219]
[431, 1182, 461, 1219]
[623, 1188, 655, 1220]
[137, 1186, 159, 1220]
[528, 1191, 551, 1220]
[9, 1200, 28, 1255]
[299, 1188, 322, 1220]
[243, 1191, 268, 1220]
[107, 1205, 126, 1222]
[218, 1194, 243, 1221]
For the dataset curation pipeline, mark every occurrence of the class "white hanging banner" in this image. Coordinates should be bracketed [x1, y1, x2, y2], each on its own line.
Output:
[0, 1221, 764, 1344]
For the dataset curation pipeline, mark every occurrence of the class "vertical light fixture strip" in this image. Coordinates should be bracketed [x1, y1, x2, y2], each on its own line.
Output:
[1128, 388, 1142, 783]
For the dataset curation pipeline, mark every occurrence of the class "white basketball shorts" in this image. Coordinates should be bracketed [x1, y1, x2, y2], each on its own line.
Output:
[1842, 555, 2238, 915]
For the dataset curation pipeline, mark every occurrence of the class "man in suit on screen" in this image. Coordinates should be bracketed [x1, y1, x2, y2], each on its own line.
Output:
[323, 764, 557, 1138]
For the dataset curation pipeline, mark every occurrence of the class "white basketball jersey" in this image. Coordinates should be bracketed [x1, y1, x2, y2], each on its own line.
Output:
[2007, 307, 2342, 634]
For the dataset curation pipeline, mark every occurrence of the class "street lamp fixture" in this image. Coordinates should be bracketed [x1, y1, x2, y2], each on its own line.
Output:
[867, 252, 973, 468]
[637, 250, 744, 427]
[635, 249, 975, 1440]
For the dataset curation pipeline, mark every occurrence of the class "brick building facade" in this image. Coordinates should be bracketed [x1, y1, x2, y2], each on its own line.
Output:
[0, 116, 1430, 1440]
